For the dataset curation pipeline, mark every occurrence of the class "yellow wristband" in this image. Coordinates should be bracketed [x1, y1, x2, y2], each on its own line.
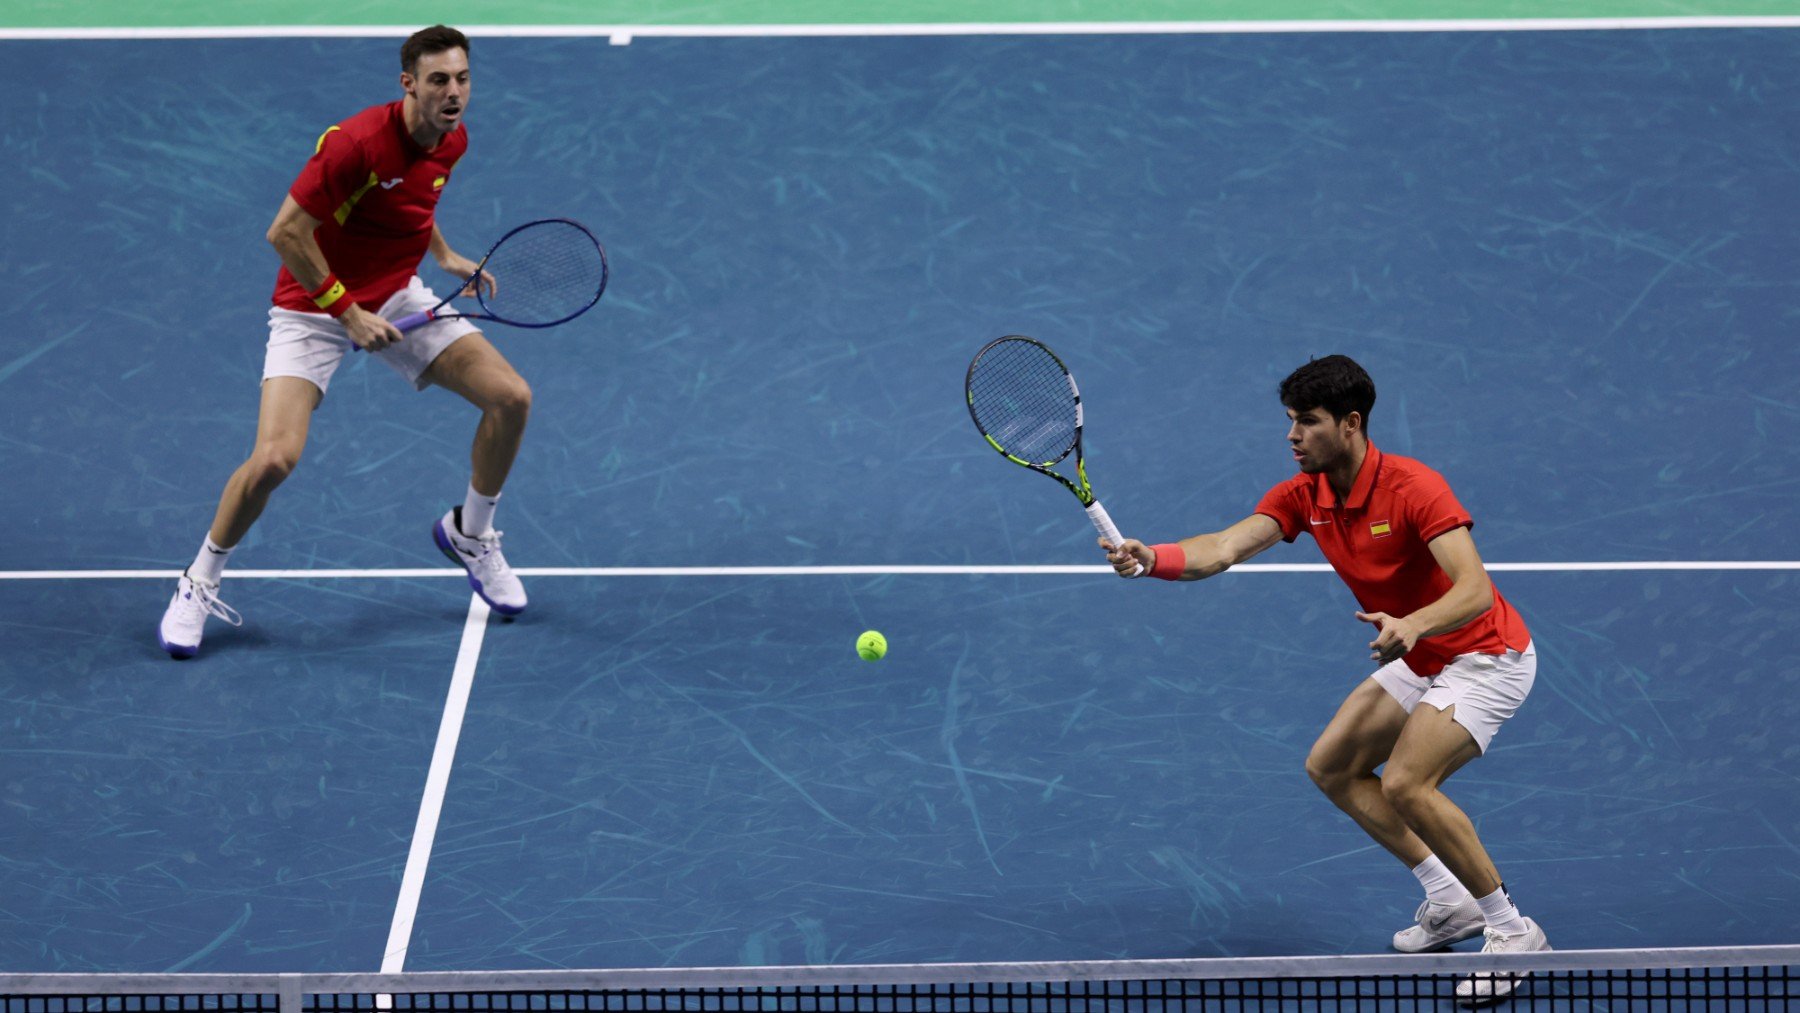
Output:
[309, 275, 350, 317]
[312, 281, 347, 310]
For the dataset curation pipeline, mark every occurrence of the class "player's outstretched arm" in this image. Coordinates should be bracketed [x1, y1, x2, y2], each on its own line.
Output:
[266, 195, 403, 351]
[1101, 514, 1282, 581]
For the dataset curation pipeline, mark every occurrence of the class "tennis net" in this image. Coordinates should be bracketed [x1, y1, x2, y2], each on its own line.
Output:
[3, 945, 1794, 1013]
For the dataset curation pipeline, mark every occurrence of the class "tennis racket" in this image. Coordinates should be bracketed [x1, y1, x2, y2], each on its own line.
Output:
[965, 335, 1141, 575]
[391, 217, 608, 333]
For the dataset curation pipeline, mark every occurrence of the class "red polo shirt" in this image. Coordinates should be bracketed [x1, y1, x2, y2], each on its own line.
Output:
[1254, 443, 1530, 677]
[273, 100, 466, 312]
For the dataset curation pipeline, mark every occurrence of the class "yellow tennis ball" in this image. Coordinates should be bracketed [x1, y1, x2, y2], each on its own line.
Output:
[856, 630, 887, 661]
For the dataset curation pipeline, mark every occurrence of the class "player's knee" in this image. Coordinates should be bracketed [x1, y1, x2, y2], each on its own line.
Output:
[491, 378, 531, 420]
[247, 444, 301, 490]
[1304, 747, 1348, 795]
[1380, 766, 1429, 815]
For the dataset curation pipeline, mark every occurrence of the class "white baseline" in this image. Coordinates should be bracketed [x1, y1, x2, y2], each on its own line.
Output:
[0, 562, 1795, 580]
[3, 18, 1800, 41]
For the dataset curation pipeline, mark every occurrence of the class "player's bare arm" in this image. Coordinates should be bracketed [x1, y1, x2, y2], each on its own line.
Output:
[266, 195, 404, 351]
[1356, 525, 1496, 664]
[429, 224, 494, 298]
[1102, 513, 1282, 580]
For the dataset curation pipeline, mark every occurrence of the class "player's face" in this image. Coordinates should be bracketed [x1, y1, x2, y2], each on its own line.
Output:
[1285, 406, 1358, 473]
[403, 48, 471, 134]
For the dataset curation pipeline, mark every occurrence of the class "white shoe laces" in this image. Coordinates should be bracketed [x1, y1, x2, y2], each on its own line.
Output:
[464, 530, 514, 576]
[181, 578, 244, 628]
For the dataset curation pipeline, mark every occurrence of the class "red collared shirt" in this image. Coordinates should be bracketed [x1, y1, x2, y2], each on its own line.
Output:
[1254, 443, 1531, 677]
[273, 101, 466, 312]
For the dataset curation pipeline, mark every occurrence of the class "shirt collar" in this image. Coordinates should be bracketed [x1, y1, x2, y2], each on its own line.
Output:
[1315, 441, 1381, 511]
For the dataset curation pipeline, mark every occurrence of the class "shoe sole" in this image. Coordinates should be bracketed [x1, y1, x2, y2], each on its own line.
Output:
[1456, 974, 1530, 1007]
[157, 632, 198, 659]
[434, 518, 525, 616]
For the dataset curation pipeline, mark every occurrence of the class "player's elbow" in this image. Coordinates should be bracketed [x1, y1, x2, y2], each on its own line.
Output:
[266, 221, 298, 251]
[265, 210, 316, 253]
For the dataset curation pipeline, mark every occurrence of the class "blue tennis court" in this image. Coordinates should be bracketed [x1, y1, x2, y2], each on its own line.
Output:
[2, 26, 1797, 974]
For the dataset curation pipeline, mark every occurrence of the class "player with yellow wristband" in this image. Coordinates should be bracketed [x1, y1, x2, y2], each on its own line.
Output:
[158, 25, 533, 659]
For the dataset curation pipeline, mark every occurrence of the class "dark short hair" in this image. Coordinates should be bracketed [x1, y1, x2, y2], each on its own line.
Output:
[1279, 354, 1376, 431]
[401, 25, 469, 75]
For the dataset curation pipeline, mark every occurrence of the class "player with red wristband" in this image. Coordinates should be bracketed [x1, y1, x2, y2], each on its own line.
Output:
[1102, 356, 1547, 1000]
[158, 25, 533, 660]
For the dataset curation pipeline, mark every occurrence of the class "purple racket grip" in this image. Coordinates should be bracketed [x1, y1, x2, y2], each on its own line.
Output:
[392, 310, 434, 332]
[348, 309, 432, 353]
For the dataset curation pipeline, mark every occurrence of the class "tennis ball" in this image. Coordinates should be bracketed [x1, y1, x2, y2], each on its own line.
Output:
[856, 630, 887, 661]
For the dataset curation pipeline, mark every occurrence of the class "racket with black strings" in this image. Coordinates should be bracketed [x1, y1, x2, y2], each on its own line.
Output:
[965, 335, 1142, 575]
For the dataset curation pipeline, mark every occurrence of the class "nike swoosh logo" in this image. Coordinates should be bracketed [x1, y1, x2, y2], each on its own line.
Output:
[378, 177, 405, 189]
[1309, 518, 1329, 525]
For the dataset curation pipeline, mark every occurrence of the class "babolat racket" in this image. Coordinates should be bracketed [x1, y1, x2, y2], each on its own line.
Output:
[965, 335, 1141, 574]
[392, 217, 608, 333]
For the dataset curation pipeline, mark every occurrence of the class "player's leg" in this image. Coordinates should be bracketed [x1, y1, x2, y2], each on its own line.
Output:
[158, 375, 323, 657]
[422, 331, 532, 504]
[1381, 648, 1546, 999]
[1307, 669, 1484, 952]
[1381, 707, 1492, 895]
[419, 331, 531, 613]
[1305, 678, 1419, 861]
[209, 376, 324, 548]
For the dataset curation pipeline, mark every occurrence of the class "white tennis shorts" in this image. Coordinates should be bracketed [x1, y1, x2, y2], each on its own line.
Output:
[1371, 642, 1537, 754]
[263, 276, 480, 394]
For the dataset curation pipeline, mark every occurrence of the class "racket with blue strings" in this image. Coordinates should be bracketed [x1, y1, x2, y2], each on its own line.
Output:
[965, 335, 1141, 575]
[390, 217, 608, 334]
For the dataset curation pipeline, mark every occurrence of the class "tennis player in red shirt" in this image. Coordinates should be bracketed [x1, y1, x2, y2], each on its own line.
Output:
[1103, 356, 1547, 998]
[159, 26, 531, 658]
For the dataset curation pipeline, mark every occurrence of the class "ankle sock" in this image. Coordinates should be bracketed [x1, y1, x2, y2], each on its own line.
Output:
[189, 536, 232, 585]
[1475, 884, 1529, 936]
[460, 485, 500, 537]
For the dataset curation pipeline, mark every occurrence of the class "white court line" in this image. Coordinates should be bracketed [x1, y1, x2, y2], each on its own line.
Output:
[0, 561, 1795, 580]
[381, 593, 490, 974]
[3, 18, 1800, 40]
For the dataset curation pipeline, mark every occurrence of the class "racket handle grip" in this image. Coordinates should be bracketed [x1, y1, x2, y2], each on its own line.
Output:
[390, 310, 433, 333]
[1086, 501, 1143, 577]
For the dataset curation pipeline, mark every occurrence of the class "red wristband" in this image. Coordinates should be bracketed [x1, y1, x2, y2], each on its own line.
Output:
[1148, 543, 1186, 581]
[309, 274, 352, 318]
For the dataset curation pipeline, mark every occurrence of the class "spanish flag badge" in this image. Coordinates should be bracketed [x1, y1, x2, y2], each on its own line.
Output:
[1369, 520, 1392, 538]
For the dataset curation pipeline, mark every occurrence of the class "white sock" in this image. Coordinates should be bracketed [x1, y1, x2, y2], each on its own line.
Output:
[1475, 884, 1529, 936]
[1411, 854, 1471, 906]
[460, 484, 500, 537]
[189, 536, 232, 585]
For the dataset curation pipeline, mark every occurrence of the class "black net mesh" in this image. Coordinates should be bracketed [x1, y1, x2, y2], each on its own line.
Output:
[6, 950, 1796, 1013]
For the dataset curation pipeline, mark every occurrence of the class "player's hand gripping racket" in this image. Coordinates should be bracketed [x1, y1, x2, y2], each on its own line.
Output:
[391, 217, 609, 333]
[965, 335, 1142, 575]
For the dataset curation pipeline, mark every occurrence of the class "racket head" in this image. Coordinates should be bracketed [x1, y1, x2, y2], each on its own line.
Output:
[472, 218, 609, 328]
[965, 335, 1083, 468]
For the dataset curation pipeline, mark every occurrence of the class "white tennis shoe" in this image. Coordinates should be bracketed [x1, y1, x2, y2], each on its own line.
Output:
[1393, 894, 1487, 953]
[157, 572, 242, 659]
[1455, 918, 1550, 1006]
[434, 507, 527, 614]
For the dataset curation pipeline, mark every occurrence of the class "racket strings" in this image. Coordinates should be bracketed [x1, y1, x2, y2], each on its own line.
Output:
[967, 341, 1079, 465]
[478, 221, 607, 326]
